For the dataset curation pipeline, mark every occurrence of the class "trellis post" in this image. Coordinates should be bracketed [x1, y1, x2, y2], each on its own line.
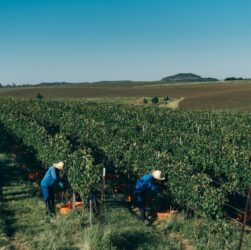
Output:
[237, 187, 251, 250]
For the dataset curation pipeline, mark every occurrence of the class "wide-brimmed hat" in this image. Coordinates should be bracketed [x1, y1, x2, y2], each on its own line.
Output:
[152, 170, 165, 180]
[53, 161, 64, 170]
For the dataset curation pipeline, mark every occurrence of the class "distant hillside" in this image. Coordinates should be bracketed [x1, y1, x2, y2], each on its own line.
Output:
[38, 81, 89, 86]
[162, 73, 218, 82]
[37, 80, 155, 86]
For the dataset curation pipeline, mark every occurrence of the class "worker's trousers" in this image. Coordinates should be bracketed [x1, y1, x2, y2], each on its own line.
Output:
[41, 185, 55, 214]
[134, 190, 146, 221]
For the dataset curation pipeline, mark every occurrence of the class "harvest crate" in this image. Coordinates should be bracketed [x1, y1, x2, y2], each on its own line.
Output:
[58, 201, 84, 215]
[157, 210, 178, 220]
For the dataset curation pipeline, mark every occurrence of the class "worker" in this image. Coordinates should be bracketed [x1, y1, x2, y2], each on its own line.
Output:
[41, 161, 64, 215]
[133, 170, 165, 223]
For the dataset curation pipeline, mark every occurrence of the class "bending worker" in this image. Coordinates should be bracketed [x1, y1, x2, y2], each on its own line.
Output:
[41, 161, 64, 215]
[134, 170, 165, 222]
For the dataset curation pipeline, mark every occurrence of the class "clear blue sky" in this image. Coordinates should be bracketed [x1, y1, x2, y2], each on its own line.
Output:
[0, 0, 251, 84]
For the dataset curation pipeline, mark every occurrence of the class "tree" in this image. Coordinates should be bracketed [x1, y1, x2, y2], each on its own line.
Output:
[164, 96, 170, 101]
[151, 97, 159, 104]
[225, 77, 243, 81]
[36, 93, 43, 100]
[143, 98, 148, 104]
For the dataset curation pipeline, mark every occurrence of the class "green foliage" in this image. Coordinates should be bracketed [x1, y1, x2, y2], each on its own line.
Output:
[151, 96, 159, 104]
[225, 77, 244, 81]
[1, 97, 251, 218]
[164, 96, 170, 101]
[0, 101, 98, 198]
[36, 93, 43, 99]
[143, 98, 148, 104]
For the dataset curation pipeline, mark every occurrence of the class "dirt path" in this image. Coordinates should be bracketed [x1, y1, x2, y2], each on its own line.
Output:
[163, 97, 185, 109]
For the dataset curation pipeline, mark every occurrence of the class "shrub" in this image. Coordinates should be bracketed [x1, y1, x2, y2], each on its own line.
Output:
[225, 77, 243, 81]
[143, 98, 148, 104]
[151, 97, 159, 104]
[36, 93, 43, 100]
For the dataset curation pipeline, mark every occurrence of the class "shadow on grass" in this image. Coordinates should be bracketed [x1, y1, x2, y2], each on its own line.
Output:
[3, 163, 27, 183]
[4, 194, 33, 202]
[1, 207, 16, 238]
[108, 199, 126, 208]
[110, 230, 153, 250]
[0, 153, 34, 240]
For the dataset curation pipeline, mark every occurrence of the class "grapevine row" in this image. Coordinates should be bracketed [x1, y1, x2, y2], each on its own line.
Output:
[1, 98, 248, 218]
[0, 103, 101, 198]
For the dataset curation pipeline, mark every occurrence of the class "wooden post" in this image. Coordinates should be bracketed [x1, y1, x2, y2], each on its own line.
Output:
[72, 191, 76, 209]
[238, 187, 251, 250]
[102, 167, 106, 224]
[89, 199, 92, 227]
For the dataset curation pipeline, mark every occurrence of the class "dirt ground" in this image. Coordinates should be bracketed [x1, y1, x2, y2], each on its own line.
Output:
[1, 80, 251, 111]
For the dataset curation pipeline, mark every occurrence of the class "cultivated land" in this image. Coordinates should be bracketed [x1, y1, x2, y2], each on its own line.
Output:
[1, 80, 251, 111]
[1, 80, 251, 249]
[1, 100, 251, 250]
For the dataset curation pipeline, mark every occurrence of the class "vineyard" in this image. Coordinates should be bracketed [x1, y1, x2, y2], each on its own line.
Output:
[0, 97, 251, 249]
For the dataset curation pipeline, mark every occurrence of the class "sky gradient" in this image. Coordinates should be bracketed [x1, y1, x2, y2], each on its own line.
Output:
[0, 0, 251, 84]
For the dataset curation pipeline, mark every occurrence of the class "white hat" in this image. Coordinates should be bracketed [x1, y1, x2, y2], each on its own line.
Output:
[53, 161, 64, 170]
[152, 170, 165, 180]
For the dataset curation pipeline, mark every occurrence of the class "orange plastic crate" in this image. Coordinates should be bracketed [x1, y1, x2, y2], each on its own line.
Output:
[59, 202, 84, 215]
[157, 210, 178, 220]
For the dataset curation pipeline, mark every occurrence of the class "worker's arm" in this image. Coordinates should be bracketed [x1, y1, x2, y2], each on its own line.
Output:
[58, 182, 64, 189]
[149, 179, 159, 194]
[51, 167, 59, 181]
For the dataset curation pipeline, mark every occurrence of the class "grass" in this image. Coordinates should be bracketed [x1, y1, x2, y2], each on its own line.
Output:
[0, 202, 10, 248]
[83, 206, 182, 250]
[161, 213, 251, 250]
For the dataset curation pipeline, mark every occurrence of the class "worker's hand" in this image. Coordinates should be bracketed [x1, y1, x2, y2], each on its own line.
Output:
[59, 182, 64, 189]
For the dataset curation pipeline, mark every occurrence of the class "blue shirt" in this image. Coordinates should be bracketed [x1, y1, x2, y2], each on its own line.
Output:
[41, 166, 60, 187]
[134, 174, 159, 193]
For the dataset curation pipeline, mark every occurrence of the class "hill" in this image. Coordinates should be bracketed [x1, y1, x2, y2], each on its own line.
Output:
[162, 73, 218, 82]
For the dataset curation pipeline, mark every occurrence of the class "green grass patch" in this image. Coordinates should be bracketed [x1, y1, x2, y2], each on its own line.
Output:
[163, 213, 251, 250]
[0, 205, 10, 248]
[82, 206, 182, 250]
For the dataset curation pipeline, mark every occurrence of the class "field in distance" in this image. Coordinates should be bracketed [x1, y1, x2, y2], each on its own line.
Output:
[1, 80, 251, 112]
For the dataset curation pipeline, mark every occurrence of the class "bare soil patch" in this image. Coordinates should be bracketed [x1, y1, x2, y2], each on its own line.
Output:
[1, 81, 251, 111]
